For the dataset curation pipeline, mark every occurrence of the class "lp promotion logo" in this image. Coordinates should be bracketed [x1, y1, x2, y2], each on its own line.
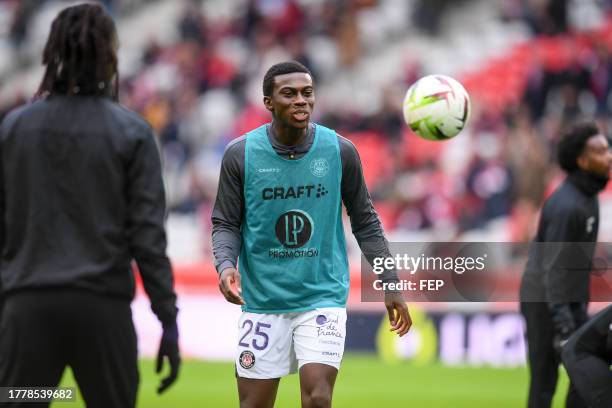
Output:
[275, 210, 313, 248]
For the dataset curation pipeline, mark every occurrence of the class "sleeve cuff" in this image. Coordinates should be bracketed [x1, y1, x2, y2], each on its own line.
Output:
[217, 261, 236, 275]
[152, 297, 179, 326]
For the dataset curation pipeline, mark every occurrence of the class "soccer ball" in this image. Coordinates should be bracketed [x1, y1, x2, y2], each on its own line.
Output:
[402, 75, 470, 141]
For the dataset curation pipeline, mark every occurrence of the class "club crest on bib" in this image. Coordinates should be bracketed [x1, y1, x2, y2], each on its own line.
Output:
[310, 158, 329, 177]
[239, 350, 255, 369]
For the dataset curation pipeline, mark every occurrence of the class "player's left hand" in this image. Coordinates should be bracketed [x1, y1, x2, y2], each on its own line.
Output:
[384, 292, 412, 337]
[156, 321, 181, 394]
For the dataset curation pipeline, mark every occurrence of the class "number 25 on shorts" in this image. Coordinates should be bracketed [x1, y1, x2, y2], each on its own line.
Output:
[238, 319, 271, 350]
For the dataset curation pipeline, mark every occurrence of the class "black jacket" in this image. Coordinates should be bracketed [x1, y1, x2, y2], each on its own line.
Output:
[521, 171, 606, 304]
[563, 305, 612, 363]
[0, 95, 177, 324]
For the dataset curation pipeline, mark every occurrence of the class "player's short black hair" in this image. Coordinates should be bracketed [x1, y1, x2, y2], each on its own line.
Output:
[557, 121, 601, 173]
[262, 61, 312, 97]
[36, 3, 118, 99]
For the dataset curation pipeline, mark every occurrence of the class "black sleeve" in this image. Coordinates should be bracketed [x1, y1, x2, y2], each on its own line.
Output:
[0, 110, 17, 310]
[541, 204, 584, 303]
[126, 127, 178, 325]
[211, 138, 245, 274]
[339, 136, 398, 283]
[0, 110, 20, 267]
[0, 123, 4, 307]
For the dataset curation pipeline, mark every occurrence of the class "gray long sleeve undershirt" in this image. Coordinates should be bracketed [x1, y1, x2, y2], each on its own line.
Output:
[211, 123, 397, 283]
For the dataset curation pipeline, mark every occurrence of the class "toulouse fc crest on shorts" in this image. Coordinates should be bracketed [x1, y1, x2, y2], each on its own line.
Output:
[239, 351, 256, 369]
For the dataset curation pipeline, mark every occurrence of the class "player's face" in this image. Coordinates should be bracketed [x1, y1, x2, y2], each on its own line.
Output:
[265, 72, 314, 129]
[579, 134, 612, 178]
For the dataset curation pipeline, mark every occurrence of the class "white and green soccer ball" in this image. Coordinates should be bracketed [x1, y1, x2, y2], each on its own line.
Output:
[402, 75, 471, 141]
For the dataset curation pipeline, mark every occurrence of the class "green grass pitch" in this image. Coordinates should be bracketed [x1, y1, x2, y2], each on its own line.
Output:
[52, 353, 570, 407]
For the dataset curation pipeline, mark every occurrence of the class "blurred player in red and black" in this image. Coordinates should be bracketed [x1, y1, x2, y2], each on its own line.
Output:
[0, 4, 179, 407]
[520, 121, 612, 408]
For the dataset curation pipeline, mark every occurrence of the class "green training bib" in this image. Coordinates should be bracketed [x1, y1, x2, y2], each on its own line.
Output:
[239, 123, 349, 313]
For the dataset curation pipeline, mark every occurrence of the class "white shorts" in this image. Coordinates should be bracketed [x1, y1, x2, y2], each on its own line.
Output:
[235, 307, 347, 379]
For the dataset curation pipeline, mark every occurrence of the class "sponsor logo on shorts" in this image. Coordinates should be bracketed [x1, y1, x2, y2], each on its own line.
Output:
[239, 350, 256, 369]
[316, 313, 339, 326]
[315, 313, 343, 339]
[316, 314, 328, 325]
[322, 351, 341, 358]
[319, 339, 342, 346]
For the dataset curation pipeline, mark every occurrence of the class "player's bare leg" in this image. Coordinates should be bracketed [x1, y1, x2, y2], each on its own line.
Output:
[237, 377, 280, 408]
[299, 363, 338, 408]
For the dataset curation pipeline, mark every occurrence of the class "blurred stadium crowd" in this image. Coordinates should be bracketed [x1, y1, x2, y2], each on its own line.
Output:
[2, 0, 612, 252]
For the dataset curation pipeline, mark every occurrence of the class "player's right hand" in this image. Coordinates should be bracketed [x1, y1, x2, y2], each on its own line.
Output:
[219, 267, 245, 305]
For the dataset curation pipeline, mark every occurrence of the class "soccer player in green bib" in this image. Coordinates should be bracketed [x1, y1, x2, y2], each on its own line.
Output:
[212, 61, 411, 408]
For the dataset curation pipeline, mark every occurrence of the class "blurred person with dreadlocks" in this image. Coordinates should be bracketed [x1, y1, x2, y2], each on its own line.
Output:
[0, 4, 179, 407]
